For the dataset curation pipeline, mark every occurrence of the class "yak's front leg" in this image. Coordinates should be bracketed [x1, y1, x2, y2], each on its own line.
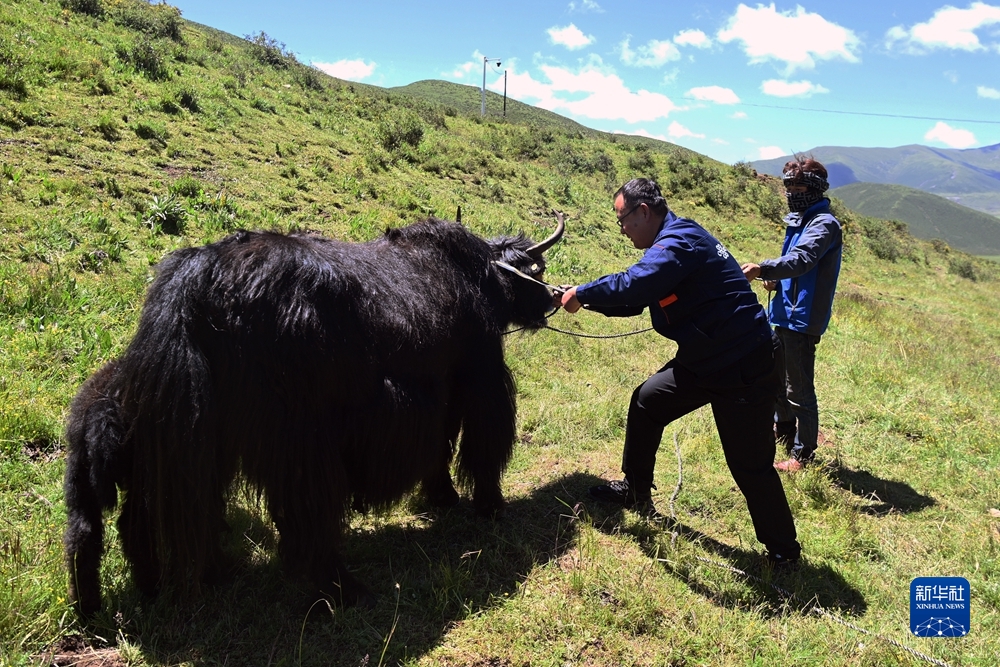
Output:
[455, 339, 516, 518]
[420, 401, 462, 509]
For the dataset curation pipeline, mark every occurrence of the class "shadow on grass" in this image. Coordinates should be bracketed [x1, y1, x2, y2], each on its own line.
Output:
[75, 473, 590, 667]
[828, 463, 936, 515]
[578, 472, 867, 621]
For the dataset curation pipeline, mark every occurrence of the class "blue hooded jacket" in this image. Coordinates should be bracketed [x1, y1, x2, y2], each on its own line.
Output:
[758, 199, 842, 337]
[575, 212, 772, 376]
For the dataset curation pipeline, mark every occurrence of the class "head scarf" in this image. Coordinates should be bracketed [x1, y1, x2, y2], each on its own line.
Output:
[783, 168, 829, 213]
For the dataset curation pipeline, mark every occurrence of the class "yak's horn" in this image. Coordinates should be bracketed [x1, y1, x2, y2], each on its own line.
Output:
[526, 210, 565, 258]
[456, 206, 462, 224]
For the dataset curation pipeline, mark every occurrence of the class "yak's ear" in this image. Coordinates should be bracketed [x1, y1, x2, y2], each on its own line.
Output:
[456, 206, 462, 224]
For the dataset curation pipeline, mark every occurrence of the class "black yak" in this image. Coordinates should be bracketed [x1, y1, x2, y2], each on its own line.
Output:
[63, 213, 564, 613]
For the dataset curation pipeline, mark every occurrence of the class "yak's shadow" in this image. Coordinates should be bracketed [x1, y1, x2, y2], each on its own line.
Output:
[828, 463, 936, 515]
[80, 474, 589, 667]
[571, 472, 867, 620]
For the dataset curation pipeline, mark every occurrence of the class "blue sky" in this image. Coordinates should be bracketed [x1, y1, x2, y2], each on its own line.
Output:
[172, 0, 1000, 164]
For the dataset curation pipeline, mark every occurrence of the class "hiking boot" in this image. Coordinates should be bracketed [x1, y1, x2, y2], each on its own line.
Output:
[589, 479, 650, 509]
[774, 458, 804, 472]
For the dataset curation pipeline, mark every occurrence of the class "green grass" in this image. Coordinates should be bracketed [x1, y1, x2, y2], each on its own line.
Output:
[2, 1, 1000, 665]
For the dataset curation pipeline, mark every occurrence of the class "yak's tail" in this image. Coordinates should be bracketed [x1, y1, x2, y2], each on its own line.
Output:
[63, 361, 125, 615]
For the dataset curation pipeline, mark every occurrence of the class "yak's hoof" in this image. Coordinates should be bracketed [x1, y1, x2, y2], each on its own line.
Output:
[473, 497, 506, 520]
[423, 483, 461, 508]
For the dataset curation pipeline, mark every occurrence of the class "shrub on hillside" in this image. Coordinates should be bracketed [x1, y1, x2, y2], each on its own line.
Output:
[292, 64, 324, 92]
[377, 111, 424, 153]
[116, 37, 169, 80]
[60, 0, 103, 17]
[245, 32, 292, 69]
[108, 0, 183, 41]
[169, 175, 203, 198]
[858, 216, 918, 262]
[627, 148, 656, 175]
[948, 257, 974, 280]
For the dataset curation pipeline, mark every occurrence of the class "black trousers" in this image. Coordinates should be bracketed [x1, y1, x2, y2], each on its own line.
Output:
[622, 333, 800, 556]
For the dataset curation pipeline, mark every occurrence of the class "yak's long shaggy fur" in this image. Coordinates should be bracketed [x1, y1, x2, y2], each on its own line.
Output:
[63, 217, 560, 614]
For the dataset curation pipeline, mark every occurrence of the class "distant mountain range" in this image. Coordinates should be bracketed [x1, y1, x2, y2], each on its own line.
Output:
[753, 144, 1000, 217]
[830, 182, 1000, 255]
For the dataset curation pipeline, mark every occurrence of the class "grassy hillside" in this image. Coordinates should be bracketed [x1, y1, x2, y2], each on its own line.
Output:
[2, 1, 1000, 666]
[754, 144, 1000, 217]
[831, 182, 1000, 255]
[391, 79, 595, 135]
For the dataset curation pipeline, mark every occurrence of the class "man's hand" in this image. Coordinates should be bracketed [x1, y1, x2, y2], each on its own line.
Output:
[559, 286, 582, 314]
[741, 263, 762, 282]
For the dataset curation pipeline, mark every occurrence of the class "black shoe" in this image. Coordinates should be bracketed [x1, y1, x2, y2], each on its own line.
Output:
[589, 479, 650, 509]
[766, 551, 801, 570]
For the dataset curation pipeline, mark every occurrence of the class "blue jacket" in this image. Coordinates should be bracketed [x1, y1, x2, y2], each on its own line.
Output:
[758, 199, 842, 337]
[575, 212, 772, 376]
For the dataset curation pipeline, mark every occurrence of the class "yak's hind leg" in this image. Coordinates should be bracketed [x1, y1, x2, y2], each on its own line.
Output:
[455, 338, 516, 518]
[116, 489, 161, 598]
[63, 361, 124, 615]
[262, 434, 372, 607]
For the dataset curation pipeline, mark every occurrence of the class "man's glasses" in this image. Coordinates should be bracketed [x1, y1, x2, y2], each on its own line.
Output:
[615, 203, 643, 227]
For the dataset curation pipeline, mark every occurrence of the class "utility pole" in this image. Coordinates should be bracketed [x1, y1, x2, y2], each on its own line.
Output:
[481, 57, 501, 117]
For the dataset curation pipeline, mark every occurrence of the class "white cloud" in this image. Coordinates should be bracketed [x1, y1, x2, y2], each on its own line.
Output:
[685, 85, 740, 104]
[619, 128, 670, 142]
[312, 59, 375, 81]
[712, 138, 730, 145]
[548, 24, 594, 50]
[569, 0, 603, 12]
[444, 50, 490, 81]
[718, 3, 860, 73]
[978, 85, 1000, 99]
[668, 121, 705, 139]
[759, 146, 787, 159]
[761, 79, 829, 97]
[498, 63, 680, 124]
[924, 121, 977, 148]
[674, 29, 712, 49]
[732, 111, 748, 119]
[620, 37, 681, 67]
[887, 2, 1000, 52]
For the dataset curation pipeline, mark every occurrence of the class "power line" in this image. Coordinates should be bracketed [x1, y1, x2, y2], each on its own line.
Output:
[739, 102, 1000, 125]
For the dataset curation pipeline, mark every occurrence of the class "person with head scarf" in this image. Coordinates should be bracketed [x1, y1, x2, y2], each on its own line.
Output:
[742, 157, 843, 472]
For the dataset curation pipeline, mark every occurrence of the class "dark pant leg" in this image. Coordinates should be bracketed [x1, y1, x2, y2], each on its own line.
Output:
[622, 360, 710, 494]
[710, 335, 800, 556]
[775, 327, 820, 461]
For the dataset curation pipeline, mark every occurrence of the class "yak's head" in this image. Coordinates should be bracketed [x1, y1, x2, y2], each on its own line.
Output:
[487, 211, 565, 329]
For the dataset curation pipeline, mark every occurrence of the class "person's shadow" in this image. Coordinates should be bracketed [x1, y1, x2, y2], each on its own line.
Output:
[71, 474, 591, 667]
[573, 473, 867, 620]
[827, 462, 936, 515]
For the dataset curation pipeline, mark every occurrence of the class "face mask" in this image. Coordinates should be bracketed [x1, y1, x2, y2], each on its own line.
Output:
[785, 189, 824, 213]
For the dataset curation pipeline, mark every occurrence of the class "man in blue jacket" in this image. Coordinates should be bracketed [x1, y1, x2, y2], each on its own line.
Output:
[742, 158, 842, 472]
[558, 178, 801, 567]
